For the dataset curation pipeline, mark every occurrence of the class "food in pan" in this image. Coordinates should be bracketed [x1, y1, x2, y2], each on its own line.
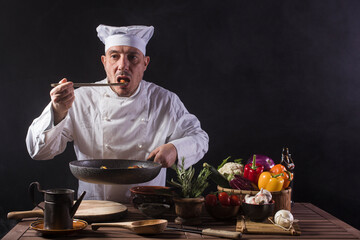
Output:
[99, 165, 143, 169]
[128, 165, 143, 169]
[98, 165, 144, 169]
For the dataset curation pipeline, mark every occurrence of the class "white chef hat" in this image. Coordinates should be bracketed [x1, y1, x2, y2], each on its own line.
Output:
[96, 24, 154, 55]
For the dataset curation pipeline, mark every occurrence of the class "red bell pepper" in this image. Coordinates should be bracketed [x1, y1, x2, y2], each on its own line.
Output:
[243, 155, 264, 185]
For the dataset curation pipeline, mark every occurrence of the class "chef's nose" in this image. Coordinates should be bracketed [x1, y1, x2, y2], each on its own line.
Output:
[117, 55, 129, 71]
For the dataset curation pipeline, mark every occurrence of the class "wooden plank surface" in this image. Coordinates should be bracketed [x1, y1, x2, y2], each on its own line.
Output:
[236, 217, 301, 235]
[3, 202, 360, 239]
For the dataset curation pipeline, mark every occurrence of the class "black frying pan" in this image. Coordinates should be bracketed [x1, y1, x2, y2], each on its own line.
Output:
[69, 158, 162, 185]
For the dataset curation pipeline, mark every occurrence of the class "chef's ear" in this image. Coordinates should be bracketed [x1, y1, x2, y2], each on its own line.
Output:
[144, 56, 150, 70]
[101, 55, 106, 66]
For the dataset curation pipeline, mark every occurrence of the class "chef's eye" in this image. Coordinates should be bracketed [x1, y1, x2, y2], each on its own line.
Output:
[110, 54, 119, 60]
[128, 55, 138, 63]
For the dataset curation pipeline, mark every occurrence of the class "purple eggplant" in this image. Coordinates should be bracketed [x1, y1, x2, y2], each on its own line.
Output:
[230, 175, 255, 190]
[246, 154, 275, 171]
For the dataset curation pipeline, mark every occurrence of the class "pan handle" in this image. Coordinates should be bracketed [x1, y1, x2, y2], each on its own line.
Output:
[147, 156, 155, 162]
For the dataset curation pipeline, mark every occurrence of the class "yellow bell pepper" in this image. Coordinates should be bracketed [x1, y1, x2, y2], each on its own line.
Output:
[258, 171, 284, 192]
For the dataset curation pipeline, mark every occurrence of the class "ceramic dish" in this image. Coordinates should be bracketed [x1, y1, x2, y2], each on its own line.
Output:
[30, 219, 88, 235]
[138, 203, 171, 218]
[242, 200, 275, 222]
[130, 186, 174, 209]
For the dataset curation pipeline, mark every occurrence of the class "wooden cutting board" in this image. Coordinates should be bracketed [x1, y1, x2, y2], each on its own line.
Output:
[236, 216, 301, 236]
[7, 200, 128, 223]
[74, 200, 128, 222]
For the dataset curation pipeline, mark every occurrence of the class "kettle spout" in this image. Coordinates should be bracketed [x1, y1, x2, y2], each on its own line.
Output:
[70, 191, 86, 218]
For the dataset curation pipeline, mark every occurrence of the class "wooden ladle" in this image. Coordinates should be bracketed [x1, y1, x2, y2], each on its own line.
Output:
[91, 219, 168, 235]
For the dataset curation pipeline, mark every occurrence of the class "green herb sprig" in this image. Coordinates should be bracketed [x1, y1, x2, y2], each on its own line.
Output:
[168, 158, 211, 198]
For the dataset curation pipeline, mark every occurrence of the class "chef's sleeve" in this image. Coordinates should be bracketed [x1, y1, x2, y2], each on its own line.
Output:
[168, 95, 209, 170]
[26, 102, 73, 160]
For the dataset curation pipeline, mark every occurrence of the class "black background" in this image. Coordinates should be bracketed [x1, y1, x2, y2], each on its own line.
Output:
[1, 0, 359, 237]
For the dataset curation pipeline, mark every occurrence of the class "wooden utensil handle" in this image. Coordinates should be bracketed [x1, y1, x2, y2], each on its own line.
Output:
[91, 222, 130, 231]
[51, 82, 126, 87]
[202, 228, 242, 239]
[7, 210, 44, 219]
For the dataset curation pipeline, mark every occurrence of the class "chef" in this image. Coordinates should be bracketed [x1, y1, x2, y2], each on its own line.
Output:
[26, 24, 209, 203]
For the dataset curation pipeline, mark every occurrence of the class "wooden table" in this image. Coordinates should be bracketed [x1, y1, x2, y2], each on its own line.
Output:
[3, 202, 360, 239]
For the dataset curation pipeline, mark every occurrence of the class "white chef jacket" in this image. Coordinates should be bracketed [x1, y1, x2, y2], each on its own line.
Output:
[26, 79, 209, 203]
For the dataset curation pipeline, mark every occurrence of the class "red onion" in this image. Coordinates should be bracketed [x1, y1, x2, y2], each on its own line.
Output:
[247, 154, 275, 171]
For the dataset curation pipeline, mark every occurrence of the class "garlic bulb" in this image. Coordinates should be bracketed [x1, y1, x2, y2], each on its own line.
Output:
[274, 210, 294, 228]
[254, 188, 272, 204]
[244, 188, 272, 204]
[244, 194, 255, 204]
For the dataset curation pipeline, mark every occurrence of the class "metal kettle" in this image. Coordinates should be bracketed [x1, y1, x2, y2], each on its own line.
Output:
[29, 182, 86, 230]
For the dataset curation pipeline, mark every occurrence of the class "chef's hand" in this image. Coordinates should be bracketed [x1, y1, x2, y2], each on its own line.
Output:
[50, 78, 75, 125]
[148, 143, 177, 168]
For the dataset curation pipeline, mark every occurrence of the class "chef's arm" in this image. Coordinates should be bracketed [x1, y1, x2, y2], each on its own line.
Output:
[168, 113, 209, 170]
[26, 103, 73, 160]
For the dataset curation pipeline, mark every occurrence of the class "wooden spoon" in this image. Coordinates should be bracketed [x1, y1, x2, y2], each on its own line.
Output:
[7, 209, 43, 219]
[91, 219, 168, 235]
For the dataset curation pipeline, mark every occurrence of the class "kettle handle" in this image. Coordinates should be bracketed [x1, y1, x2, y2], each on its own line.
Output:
[70, 191, 86, 218]
[28, 182, 45, 211]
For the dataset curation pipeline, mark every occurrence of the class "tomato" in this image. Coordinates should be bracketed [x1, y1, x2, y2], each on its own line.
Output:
[230, 194, 240, 206]
[218, 192, 231, 206]
[205, 194, 217, 206]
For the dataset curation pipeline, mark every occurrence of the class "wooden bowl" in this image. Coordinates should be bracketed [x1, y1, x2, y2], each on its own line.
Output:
[205, 203, 240, 220]
[217, 185, 292, 213]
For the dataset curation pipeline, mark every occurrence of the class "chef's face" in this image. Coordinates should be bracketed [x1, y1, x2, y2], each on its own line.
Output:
[101, 45, 150, 97]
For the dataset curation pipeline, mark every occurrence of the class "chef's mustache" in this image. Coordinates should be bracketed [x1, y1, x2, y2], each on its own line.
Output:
[116, 71, 131, 77]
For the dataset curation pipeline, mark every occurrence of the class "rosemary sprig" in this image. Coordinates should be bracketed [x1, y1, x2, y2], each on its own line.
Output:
[168, 158, 211, 198]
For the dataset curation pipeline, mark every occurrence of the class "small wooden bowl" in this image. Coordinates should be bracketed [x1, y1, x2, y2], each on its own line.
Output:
[205, 203, 240, 220]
